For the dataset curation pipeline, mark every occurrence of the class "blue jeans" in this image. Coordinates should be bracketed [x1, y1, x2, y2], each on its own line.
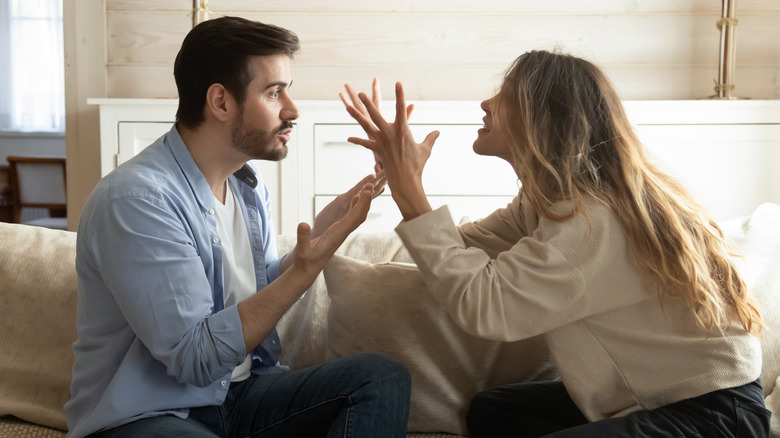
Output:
[89, 352, 411, 438]
[467, 379, 771, 438]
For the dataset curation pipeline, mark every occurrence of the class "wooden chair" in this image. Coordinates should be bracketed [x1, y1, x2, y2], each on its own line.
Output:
[0, 165, 13, 222]
[7, 156, 67, 230]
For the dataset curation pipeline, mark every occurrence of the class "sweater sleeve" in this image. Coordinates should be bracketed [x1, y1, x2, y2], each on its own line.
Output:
[395, 203, 651, 341]
[458, 194, 529, 258]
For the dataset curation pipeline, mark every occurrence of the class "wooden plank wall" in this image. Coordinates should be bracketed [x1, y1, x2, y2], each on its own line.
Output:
[105, 0, 780, 101]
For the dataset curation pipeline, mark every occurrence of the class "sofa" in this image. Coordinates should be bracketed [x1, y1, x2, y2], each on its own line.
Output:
[1, 203, 780, 437]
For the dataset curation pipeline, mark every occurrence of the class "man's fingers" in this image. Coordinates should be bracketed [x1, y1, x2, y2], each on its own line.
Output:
[351, 174, 376, 192]
[352, 187, 373, 216]
[296, 222, 312, 242]
[373, 177, 387, 197]
[294, 222, 313, 259]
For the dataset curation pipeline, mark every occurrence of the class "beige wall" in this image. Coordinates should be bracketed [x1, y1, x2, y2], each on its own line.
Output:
[106, 0, 780, 101]
[64, 0, 780, 228]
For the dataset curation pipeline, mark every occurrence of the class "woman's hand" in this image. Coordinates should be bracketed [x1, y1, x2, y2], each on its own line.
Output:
[342, 81, 438, 221]
[340, 78, 414, 175]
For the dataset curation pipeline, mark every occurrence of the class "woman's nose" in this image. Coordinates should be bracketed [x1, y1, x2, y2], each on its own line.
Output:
[481, 96, 496, 113]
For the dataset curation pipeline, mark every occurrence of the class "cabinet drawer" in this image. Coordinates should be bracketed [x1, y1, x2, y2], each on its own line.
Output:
[314, 124, 518, 196]
[314, 194, 515, 234]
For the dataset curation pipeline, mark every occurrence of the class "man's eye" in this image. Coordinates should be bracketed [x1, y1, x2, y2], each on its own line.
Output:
[269, 90, 279, 98]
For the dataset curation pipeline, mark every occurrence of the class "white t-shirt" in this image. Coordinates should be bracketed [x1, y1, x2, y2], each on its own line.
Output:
[213, 182, 256, 382]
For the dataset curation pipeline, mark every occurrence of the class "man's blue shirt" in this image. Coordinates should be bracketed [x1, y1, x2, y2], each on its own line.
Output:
[65, 126, 286, 438]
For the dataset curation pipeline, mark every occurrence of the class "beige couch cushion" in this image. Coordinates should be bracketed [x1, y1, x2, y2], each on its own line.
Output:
[720, 203, 780, 437]
[276, 231, 415, 370]
[721, 203, 780, 396]
[0, 223, 77, 431]
[323, 254, 553, 436]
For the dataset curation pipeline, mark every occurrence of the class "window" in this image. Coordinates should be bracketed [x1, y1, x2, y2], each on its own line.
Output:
[0, 0, 64, 133]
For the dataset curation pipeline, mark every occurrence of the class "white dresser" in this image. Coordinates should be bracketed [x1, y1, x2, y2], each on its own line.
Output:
[89, 98, 780, 234]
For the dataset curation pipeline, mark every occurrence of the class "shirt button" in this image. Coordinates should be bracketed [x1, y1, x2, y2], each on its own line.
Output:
[208, 209, 215, 215]
[220, 380, 227, 387]
[213, 237, 219, 244]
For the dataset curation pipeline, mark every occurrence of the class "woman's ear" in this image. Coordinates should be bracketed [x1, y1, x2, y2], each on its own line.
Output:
[204, 83, 234, 123]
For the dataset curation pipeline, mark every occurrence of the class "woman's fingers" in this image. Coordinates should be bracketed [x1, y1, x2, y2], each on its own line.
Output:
[344, 105, 381, 141]
[371, 77, 382, 109]
[394, 82, 408, 126]
[340, 79, 381, 121]
[423, 130, 441, 148]
[346, 135, 379, 153]
[339, 83, 364, 114]
[358, 92, 392, 133]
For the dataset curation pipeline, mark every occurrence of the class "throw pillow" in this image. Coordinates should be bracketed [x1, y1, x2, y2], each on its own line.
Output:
[323, 254, 553, 435]
[764, 376, 780, 438]
[721, 202, 780, 396]
[0, 223, 77, 431]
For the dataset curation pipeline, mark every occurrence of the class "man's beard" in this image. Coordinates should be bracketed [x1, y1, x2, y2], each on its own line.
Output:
[231, 119, 293, 161]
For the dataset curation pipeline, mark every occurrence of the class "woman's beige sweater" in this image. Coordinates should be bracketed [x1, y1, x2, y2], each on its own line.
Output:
[394, 194, 760, 421]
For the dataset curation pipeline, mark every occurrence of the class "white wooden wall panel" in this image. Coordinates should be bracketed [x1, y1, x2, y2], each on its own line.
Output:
[106, 12, 779, 67]
[106, 12, 190, 65]
[102, 0, 780, 101]
[107, 0, 780, 14]
[106, 64, 780, 102]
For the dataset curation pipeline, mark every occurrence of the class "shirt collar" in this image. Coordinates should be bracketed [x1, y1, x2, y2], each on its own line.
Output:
[165, 124, 217, 212]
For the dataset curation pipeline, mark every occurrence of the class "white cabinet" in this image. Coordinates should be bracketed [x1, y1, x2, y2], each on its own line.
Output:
[89, 98, 780, 234]
[117, 122, 172, 165]
[89, 99, 517, 233]
[623, 100, 780, 221]
[290, 100, 520, 233]
[311, 122, 517, 232]
[634, 124, 780, 221]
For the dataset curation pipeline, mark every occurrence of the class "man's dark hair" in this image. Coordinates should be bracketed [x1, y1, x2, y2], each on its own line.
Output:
[173, 16, 300, 129]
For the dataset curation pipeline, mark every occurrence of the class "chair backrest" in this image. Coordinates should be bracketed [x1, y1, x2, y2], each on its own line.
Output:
[7, 156, 67, 224]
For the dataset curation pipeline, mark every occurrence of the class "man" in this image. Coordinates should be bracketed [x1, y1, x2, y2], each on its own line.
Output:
[65, 16, 411, 438]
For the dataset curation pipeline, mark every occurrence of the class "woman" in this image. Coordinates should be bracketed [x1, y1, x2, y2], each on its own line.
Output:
[341, 50, 770, 437]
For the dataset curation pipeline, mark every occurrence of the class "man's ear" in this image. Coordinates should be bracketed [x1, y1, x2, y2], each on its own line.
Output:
[205, 83, 234, 123]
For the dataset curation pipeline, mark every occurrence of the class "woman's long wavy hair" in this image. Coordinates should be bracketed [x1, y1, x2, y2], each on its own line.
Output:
[495, 50, 760, 334]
